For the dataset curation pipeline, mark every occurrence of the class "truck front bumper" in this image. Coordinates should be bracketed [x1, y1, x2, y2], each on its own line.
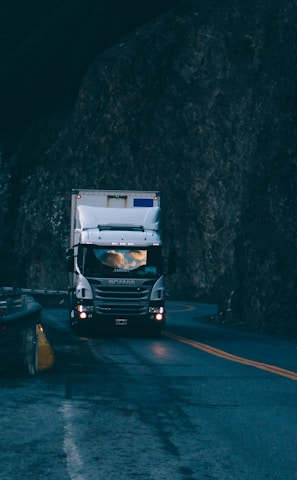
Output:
[70, 305, 166, 333]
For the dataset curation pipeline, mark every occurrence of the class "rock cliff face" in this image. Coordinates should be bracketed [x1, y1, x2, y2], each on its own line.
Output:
[1, 1, 296, 334]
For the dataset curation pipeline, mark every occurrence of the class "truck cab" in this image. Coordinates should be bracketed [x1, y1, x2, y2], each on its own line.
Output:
[67, 190, 175, 335]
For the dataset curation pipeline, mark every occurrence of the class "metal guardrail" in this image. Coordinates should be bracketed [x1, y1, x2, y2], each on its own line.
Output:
[0, 287, 68, 310]
[0, 291, 42, 332]
[0, 287, 67, 296]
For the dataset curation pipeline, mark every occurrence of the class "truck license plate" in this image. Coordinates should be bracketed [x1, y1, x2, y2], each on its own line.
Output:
[115, 318, 128, 326]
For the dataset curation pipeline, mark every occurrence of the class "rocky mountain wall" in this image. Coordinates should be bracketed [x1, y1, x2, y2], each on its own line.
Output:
[1, 0, 296, 334]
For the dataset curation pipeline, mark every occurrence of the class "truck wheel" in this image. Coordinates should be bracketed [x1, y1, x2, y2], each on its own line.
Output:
[68, 291, 76, 329]
[69, 310, 76, 329]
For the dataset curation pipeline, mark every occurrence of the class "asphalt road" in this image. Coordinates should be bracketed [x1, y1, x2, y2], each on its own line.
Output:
[1, 301, 297, 480]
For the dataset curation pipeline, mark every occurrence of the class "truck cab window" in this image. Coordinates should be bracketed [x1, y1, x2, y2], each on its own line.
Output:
[79, 245, 163, 278]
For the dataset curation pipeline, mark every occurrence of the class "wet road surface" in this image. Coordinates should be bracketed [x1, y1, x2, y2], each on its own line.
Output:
[1, 302, 297, 479]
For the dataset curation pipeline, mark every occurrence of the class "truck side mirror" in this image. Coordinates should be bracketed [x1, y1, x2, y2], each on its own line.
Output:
[167, 250, 176, 275]
[66, 248, 74, 272]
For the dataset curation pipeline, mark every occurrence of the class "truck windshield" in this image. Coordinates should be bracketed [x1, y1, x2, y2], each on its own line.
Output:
[78, 245, 163, 278]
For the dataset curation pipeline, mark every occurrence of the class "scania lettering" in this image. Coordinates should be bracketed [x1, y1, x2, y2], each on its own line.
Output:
[66, 190, 175, 335]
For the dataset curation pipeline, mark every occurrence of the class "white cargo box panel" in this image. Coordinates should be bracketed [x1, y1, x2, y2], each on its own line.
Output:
[71, 190, 160, 208]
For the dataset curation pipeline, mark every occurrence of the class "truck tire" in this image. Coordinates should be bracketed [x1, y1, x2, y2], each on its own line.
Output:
[68, 290, 76, 328]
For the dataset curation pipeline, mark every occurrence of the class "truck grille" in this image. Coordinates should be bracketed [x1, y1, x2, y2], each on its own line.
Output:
[91, 283, 152, 316]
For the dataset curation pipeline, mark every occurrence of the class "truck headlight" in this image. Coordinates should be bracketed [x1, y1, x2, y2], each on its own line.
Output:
[77, 305, 94, 319]
[149, 306, 164, 321]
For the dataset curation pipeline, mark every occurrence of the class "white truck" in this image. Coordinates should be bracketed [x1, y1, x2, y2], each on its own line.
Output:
[66, 190, 175, 335]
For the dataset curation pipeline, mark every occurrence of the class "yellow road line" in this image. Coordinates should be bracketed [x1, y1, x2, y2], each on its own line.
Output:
[164, 331, 297, 381]
[167, 304, 197, 313]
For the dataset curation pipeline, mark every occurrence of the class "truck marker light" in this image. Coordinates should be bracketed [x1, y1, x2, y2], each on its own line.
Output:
[149, 306, 164, 314]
